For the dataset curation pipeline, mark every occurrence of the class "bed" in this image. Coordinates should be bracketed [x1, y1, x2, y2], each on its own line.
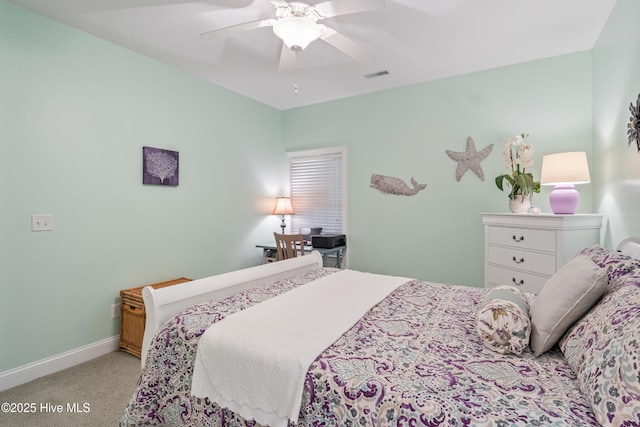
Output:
[121, 242, 640, 426]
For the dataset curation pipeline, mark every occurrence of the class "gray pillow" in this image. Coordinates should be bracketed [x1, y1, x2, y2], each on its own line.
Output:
[530, 255, 608, 356]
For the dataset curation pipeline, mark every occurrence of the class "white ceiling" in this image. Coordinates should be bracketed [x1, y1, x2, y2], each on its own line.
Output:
[8, 0, 617, 110]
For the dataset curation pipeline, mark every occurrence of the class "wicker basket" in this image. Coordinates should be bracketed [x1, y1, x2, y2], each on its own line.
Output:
[119, 277, 191, 358]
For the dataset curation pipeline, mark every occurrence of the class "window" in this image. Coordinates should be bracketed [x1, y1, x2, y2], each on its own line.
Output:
[287, 147, 346, 236]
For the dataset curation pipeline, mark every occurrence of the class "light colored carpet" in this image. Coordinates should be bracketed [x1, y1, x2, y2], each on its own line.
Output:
[0, 351, 141, 427]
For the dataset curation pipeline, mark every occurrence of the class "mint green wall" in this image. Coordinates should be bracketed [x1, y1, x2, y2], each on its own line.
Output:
[0, 1, 284, 371]
[283, 53, 594, 285]
[592, 0, 640, 246]
[4, 0, 635, 375]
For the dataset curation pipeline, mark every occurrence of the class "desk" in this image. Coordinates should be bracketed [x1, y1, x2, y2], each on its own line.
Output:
[256, 243, 347, 268]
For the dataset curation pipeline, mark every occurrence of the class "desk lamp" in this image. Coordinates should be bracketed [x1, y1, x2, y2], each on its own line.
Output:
[540, 152, 590, 214]
[273, 197, 295, 233]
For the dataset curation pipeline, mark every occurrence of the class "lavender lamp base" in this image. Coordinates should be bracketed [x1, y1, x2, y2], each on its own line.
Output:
[549, 184, 580, 214]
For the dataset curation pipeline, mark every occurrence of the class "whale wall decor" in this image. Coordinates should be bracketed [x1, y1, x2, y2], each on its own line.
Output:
[370, 174, 427, 196]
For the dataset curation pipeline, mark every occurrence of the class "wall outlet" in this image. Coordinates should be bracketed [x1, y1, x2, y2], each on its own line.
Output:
[111, 303, 121, 319]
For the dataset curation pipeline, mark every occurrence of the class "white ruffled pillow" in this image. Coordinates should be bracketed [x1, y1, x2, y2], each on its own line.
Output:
[477, 286, 531, 355]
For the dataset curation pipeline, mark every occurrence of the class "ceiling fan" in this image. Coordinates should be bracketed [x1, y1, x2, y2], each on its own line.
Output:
[200, 0, 385, 71]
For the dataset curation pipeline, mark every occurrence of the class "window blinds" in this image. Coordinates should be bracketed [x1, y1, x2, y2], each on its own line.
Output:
[289, 152, 343, 236]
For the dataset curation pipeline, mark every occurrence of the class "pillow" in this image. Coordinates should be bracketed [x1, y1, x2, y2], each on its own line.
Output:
[476, 286, 531, 355]
[577, 245, 640, 286]
[529, 255, 607, 356]
[559, 273, 640, 425]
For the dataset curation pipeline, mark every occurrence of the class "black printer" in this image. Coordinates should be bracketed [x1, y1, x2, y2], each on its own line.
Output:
[311, 234, 346, 249]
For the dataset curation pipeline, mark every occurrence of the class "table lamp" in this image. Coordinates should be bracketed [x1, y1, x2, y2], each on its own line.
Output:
[273, 197, 295, 233]
[540, 151, 590, 214]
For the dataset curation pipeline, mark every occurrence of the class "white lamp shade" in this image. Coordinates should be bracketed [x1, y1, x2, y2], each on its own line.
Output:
[273, 17, 322, 50]
[540, 151, 590, 215]
[273, 197, 295, 215]
[540, 151, 591, 185]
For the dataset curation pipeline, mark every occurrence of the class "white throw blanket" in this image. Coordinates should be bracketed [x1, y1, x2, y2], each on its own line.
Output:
[191, 269, 409, 427]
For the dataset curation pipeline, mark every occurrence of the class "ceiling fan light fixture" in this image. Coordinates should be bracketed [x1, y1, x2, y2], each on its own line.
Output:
[273, 16, 322, 51]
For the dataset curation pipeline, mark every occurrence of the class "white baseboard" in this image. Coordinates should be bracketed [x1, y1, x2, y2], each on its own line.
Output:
[0, 335, 119, 392]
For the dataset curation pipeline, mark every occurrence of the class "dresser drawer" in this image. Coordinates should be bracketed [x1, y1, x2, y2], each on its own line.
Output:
[487, 245, 557, 276]
[488, 226, 556, 252]
[486, 265, 549, 294]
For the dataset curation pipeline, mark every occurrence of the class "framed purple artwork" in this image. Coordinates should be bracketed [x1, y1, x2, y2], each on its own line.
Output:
[143, 146, 179, 186]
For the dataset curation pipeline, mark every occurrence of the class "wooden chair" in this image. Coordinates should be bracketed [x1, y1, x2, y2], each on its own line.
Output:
[273, 232, 305, 260]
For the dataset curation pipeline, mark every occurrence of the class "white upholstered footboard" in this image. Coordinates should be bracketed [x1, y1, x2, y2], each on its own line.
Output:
[140, 251, 324, 366]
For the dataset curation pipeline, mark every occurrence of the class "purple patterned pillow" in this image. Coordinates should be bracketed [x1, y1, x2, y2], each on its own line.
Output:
[577, 245, 640, 287]
[560, 247, 640, 425]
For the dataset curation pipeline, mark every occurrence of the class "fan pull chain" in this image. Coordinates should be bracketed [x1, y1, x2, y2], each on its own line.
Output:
[293, 51, 298, 95]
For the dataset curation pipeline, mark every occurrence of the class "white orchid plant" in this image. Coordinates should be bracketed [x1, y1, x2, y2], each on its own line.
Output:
[495, 133, 540, 200]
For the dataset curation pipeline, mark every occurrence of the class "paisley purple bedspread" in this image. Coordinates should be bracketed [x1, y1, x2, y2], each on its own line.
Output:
[120, 268, 597, 426]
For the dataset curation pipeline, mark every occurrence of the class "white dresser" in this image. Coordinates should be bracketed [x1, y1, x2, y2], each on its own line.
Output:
[481, 213, 604, 293]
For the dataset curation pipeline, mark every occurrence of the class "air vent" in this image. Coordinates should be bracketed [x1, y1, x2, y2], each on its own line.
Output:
[364, 70, 389, 79]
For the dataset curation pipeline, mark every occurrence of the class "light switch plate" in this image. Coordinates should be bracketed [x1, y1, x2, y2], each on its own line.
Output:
[31, 215, 53, 231]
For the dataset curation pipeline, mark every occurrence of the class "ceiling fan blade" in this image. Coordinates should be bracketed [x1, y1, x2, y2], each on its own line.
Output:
[270, 0, 290, 8]
[319, 26, 376, 64]
[200, 19, 275, 40]
[278, 43, 297, 73]
[314, 0, 385, 19]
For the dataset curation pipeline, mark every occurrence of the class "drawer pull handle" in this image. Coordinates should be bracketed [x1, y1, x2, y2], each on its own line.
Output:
[512, 235, 525, 242]
[512, 256, 525, 264]
[512, 278, 525, 286]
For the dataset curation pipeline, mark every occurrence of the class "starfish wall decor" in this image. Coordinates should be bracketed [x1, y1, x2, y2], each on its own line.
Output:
[446, 136, 494, 182]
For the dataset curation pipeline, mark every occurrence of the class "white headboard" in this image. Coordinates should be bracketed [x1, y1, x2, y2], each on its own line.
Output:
[616, 237, 640, 259]
[140, 251, 324, 367]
